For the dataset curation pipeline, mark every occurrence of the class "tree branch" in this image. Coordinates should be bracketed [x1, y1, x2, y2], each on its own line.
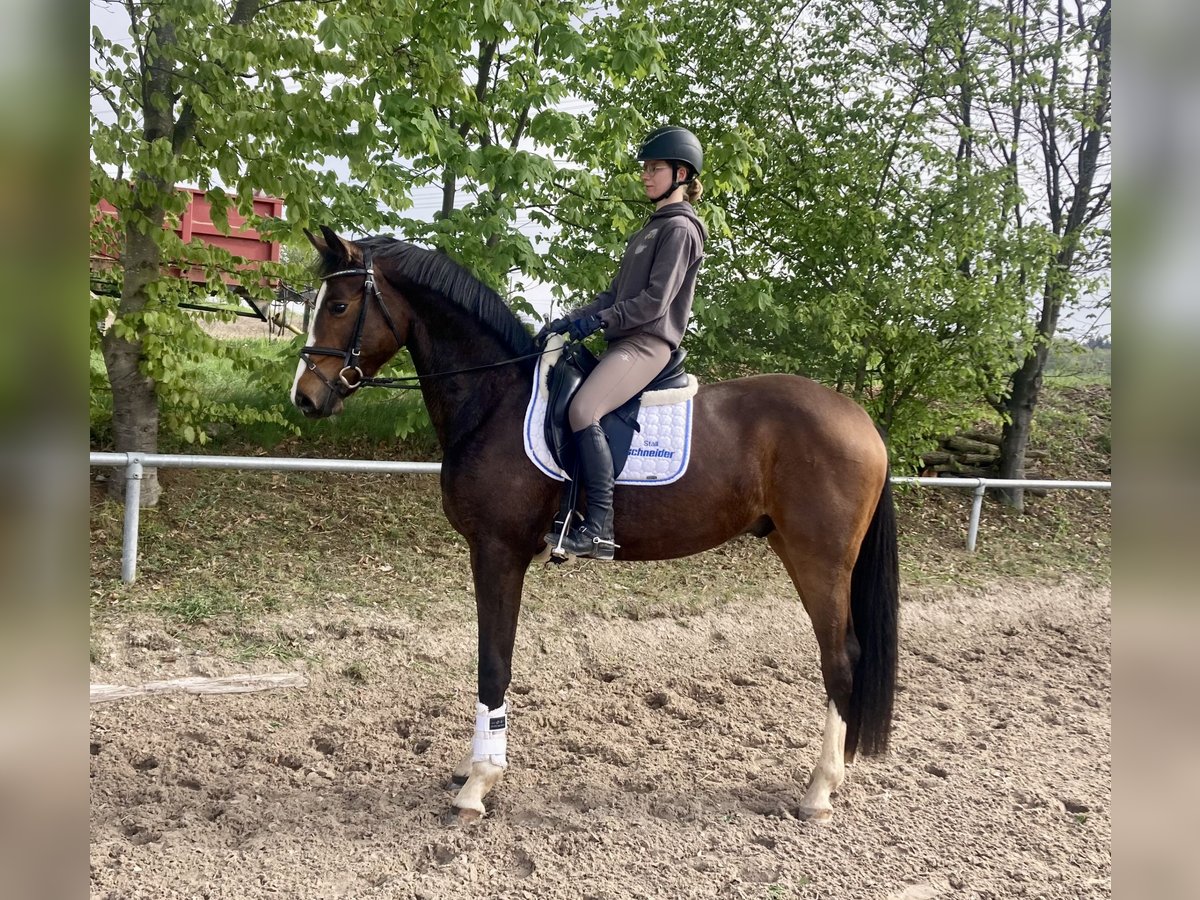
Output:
[90, 73, 125, 120]
[527, 203, 605, 237]
[229, 0, 262, 24]
[509, 34, 540, 151]
[256, 0, 340, 11]
[173, 0, 265, 155]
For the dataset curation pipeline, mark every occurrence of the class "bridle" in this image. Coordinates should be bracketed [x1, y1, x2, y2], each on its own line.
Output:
[299, 247, 406, 395]
[298, 245, 552, 395]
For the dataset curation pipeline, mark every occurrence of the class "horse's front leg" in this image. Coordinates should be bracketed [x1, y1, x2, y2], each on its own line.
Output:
[450, 538, 529, 823]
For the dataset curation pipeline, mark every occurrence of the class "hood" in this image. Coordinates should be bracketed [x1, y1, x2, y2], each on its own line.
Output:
[649, 202, 709, 242]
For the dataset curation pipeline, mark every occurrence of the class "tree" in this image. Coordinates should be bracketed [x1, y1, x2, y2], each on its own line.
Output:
[979, 0, 1111, 509]
[91, 0, 386, 504]
[553, 0, 1109, 476]
[561, 0, 1031, 464]
[354, 0, 665, 302]
[90, 0, 660, 505]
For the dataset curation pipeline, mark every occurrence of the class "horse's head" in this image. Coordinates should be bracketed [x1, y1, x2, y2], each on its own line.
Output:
[291, 226, 410, 418]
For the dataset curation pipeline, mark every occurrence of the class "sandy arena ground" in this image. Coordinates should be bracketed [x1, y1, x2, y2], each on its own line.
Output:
[90, 577, 1110, 899]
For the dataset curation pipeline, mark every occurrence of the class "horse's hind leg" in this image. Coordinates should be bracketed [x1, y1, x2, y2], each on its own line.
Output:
[767, 532, 857, 822]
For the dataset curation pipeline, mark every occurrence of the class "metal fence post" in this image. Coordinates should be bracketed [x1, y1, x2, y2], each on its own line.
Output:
[966, 482, 987, 552]
[121, 455, 143, 583]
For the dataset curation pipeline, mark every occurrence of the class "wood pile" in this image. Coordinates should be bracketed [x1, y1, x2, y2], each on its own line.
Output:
[920, 430, 1048, 479]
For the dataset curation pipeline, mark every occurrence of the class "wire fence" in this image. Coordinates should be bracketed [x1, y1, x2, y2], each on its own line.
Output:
[90, 452, 1111, 584]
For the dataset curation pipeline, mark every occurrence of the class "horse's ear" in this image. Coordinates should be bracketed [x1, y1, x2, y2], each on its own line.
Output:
[306, 225, 357, 266]
[303, 227, 328, 254]
[318, 225, 360, 265]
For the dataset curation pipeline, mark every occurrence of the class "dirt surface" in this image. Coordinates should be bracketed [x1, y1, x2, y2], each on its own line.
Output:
[90, 576, 1110, 900]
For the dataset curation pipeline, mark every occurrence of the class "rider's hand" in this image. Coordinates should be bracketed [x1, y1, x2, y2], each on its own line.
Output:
[567, 313, 604, 342]
[534, 317, 572, 347]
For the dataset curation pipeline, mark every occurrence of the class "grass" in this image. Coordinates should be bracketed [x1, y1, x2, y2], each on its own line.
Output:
[340, 661, 370, 684]
[89, 468, 780, 627]
[1044, 344, 1111, 387]
[895, 483, 1110, 590]
[225, 627, 309, 664]
[896, 381, 1110, 588]
[155, 592, 234, 626]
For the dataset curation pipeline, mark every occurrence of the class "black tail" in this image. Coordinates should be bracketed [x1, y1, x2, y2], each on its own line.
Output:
[845, 469, 900, 759]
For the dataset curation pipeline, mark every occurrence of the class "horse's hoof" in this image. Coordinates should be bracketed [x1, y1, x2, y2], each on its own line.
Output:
[448, 774, 468, 788]
[796, 805, 834, 823]
[443, 806, 483, 827]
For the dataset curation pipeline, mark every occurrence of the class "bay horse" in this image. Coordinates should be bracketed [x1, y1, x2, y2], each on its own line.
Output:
[291, 226, 898, 823]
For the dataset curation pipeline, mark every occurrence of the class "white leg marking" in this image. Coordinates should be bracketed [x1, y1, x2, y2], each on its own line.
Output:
[290, 281, 326, 405]
[799, 699, 846, 821]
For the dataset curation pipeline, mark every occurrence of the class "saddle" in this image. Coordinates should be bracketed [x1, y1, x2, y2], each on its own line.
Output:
[544, 341, 690, 479]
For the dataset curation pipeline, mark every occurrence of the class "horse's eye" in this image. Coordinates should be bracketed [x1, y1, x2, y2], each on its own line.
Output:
[330, 302, 349, 315]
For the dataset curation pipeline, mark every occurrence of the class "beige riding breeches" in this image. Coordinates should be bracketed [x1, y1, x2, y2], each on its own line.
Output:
[568, 333, 673, 433]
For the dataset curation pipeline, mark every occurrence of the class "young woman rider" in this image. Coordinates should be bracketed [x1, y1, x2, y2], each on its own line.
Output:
[537, 125, 708, 559]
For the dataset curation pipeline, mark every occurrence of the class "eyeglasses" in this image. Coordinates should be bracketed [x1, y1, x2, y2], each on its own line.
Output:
[640, 163, 672, 176]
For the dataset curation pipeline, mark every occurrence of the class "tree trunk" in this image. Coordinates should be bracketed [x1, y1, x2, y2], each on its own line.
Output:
[439, 165, 457, 219]
[852, 352, 867, 399]
[101, 212, 164, 506]
[998, 341, 1049, 512]
[98, 3, 190, 508]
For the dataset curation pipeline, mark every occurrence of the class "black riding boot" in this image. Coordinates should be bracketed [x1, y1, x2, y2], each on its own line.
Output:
[552, 424, 617, 560]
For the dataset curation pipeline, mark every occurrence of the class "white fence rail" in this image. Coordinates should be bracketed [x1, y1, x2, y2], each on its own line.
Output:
[90, 452, 1111, 584]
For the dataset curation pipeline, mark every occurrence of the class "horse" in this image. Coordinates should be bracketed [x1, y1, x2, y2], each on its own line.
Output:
[291, 226, 899, 823]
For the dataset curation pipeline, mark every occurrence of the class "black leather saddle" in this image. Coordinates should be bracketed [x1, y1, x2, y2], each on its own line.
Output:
[544, 342, 689, 478]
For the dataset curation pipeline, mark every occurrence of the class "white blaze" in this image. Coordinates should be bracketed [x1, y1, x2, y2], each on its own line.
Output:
[290, 281, 327, 406]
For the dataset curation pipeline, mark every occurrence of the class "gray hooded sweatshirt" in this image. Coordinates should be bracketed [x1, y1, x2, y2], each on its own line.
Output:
[576, 202, 708, 351]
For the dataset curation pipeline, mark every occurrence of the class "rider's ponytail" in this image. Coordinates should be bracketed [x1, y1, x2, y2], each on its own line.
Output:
[686, 178, 704, 204]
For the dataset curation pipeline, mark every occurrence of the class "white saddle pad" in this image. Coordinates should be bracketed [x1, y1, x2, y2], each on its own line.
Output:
[522, 335, 698, 485]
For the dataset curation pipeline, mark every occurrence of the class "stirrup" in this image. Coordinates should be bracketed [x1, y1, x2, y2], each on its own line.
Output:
[545, 511, 581, 560]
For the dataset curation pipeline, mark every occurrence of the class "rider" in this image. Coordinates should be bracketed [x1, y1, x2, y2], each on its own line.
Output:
[538, 125, 708, 560]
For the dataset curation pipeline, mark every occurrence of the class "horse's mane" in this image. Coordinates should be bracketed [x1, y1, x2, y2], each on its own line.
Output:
[331, 234, 535, 356]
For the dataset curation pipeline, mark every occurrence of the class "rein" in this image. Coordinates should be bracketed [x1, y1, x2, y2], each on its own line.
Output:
[359, 349, 551, 390]
[301, 249, 552, 394]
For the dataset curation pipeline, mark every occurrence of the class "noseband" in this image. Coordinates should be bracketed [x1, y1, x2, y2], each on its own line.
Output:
[299, 247, 406, 395]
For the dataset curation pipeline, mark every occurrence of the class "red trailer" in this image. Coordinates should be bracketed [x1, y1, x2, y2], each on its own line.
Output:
[91, 187, 285, 319]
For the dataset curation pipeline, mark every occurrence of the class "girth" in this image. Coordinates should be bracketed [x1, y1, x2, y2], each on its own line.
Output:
[544, 342, 689, 478]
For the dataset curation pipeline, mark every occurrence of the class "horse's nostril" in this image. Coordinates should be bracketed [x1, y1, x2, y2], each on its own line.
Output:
[295, 391, 317, 415]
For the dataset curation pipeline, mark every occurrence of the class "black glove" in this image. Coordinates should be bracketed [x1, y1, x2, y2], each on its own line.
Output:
[534, 317, 572, 347]
[567, 313, 604, 342]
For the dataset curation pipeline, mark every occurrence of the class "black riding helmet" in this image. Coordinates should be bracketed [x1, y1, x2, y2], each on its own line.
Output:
[636, 126, 703, 202]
